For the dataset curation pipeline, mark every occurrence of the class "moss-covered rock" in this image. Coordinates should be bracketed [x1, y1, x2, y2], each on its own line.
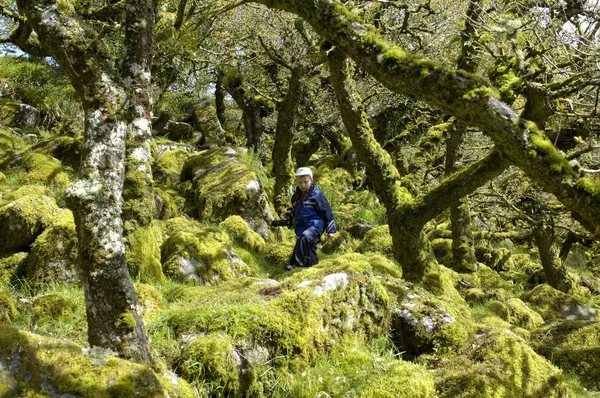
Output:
[522, 283, 597, 322]
[0, 184, 47, 207]
[505, 298, 544, 330]
[135, 283, 164, 319]
[390, 268, 474, 358]
[154, 255, 391, 395]
[153, 148, 191, 186]
[25, 209, 78, 286]
[531, 320, 600, 390]
[0, 325, 194, 397]
[161, 217, 255, 285]
[0, 194, 58, 254]
[21, 152, 70, 188]
[0, 290, 16, 322]
[434, 329, 569, 397]
[280, 337, 435, 397]
[32, 294, 72, 320]
[477, 263, 512, 290]
[126, 222, 164, 282]
[178, 333, 240, 395]
[219, 215, 266, 253]
[0, 127, 19, 151]
[0, 252, 27, 286]
[180, 147, 274, 238]
[357, 224, 393, 256]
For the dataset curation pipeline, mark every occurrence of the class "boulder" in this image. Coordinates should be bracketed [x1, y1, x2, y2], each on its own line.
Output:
[434, 329, 570, 397]
[357, 224, 393, 256]
[181, 147, 274, 238]
[0, 252, 27, 286]
[161, 217, 255, 285]
[0, 290, 17, 322]
[346, 218, 374, 239]
[0, 102, 40, 129]
[0, 325, 194, 397]
[531, 320, 600, 390]
[0, 194, 59, 254]
[158, 254, 392, 396]
[522, 283, 597, 322]
[25, 209, 78, 286]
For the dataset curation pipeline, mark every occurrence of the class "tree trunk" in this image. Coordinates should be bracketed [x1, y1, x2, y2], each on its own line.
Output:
[122, 0, 156, 230]
[445, 123, 477, 272]
[533, 222, 572, 293]
[254, 0, 600, 236]
[68, 100, 151, 363]
[17, 0, 152, 362]
[273, 67, 304, 214]
[215, 69, 227, 130]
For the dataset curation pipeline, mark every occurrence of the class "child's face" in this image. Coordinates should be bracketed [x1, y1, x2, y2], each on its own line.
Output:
[296, 175, 312, 192]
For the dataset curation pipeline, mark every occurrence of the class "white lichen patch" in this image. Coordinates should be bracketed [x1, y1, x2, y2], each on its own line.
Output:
[313, 273, 349, 297]
[246, 179, 260, 194]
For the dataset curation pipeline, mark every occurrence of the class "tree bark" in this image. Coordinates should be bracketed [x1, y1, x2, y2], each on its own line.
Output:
[273, 67, 304, 214]
[254, 0, 600, 236]
[533, 222, 572, 293]
[445, 124, 477, 272]
[17, 0, 151, 362]
[122, 0, 156, 230]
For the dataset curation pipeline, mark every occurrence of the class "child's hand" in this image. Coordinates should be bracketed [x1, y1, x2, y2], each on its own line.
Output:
[327, 233, 335, 240]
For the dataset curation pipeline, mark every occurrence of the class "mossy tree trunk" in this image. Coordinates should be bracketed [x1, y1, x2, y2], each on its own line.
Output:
[254, 0, 600, 237]
[16, 0, 151, 362]
[222, 68, 269, 160]
[122, 0, 156, 231]
[215, 68, 227, 131]
[273, 67, 305, 214]
[444, 124, 478, 272]
[533, 221, 572, 293]
[328, 49, 510, 281]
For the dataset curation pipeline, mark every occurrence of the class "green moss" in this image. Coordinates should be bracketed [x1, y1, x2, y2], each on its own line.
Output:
[532, 321, 600, 390]
[0, 194, 59, 254]
[522, 283, 597, 322]
[357, 225, 393, 256]
[505, 298, 544, 330]
[32, 294, 71, 320]
[0, 128, 17, 150]
[25, 208, 78, 286]
[0, 290, 17, 322]
[153, 187, 181, 220]
[0, 325, 194, 397]
[0, 252, 27, 286]
[0, 184, 47, 207]
[126, 222, 165, 283]
[117, 311, 136, 331]
[220, 215, 266, 253]
[154, 149, 191, 186]
[21, 152, 71, 188]
[528, 124, 575, 176]
[279, 337, 435, 397]
[153, 259, 391, 394]
[161, 219, 256, 284]
[434, 329, 569, 397]
[178, 333, 240, 395]
[135, 283, 164, 319]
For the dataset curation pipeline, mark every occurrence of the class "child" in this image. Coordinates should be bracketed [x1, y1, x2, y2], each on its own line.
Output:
[284, 167, 336, 270]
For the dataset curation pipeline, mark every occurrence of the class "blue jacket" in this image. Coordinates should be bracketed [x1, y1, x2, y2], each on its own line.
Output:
[290, 184, 336, 237]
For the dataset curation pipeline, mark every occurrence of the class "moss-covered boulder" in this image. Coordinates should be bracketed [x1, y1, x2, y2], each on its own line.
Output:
[0, 194, 58, 254]
[0, 252, 27, 286]
[0, 127, 20, 151]
[390, 269, 474, 358]
[434, 329, 569, 397]
[32, 294, 72, 320]
[153, 148, 191, 186]
[180, 147, 274, 238]
[154, 254, 392, 395]
[219, 215, 266, 253]
[522, 283, 597, 322]
[487, 298, 544, 330]
[531, 320, 600, 390]
[281, 338, 436, 397]
[0, 102, 40, 129]
[21, 152, 70, 188]
[0, 290, 16, 322]
[126, 222, 164, 282]
[161, 217, 255, 285]
[25, 209, 78, 286]
[357, 224, 393, 256]
[0, 325, 194, 397]
[135, 283, 164, 319]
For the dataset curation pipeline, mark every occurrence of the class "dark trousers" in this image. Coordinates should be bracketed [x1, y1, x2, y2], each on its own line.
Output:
[290, 227, 321, 267]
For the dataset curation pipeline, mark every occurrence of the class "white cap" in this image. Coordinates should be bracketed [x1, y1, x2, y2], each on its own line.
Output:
[295, 167, 313, 178]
